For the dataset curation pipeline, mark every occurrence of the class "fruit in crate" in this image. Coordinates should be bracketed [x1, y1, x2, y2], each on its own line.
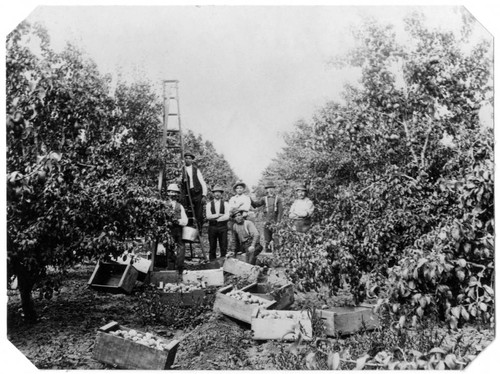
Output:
[259, 311, 295, 319]
[108, 329, 170, 351]
[226, 290, 267, 305]
[160, 282, 204, 293]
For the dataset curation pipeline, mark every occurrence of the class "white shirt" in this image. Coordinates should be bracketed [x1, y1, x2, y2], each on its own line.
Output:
[171, 200, 188, 226]
[228, 194, 251, 214]
[206, 199, 230, 222]
[185, 165, 207, 196]
[289, 198, 314, 219]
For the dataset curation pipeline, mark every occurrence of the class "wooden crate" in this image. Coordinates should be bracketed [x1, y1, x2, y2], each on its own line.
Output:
[223, 258, 262, 282]
[213, 285, 276, 324]
[317, 304, 379, 336]
[93, 321, 179, 370]
[150, 270, 183, 285]
[240, 282, 294, 310]
[251, 309, 313, 341]
[158, 287, 205, 307]
[88, 261, 138, 294]
[182, 268, 224, 286]
[150, 268, 223, 286]
[115, 254, 152, 283]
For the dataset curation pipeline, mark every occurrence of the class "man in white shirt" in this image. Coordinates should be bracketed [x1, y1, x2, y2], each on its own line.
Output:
[228, 181, 251, 218]
[166, 183, 188, 273]
[289, 184, 315, 233]
[180, 151, 207, 233]
[205, 185, 230, 261]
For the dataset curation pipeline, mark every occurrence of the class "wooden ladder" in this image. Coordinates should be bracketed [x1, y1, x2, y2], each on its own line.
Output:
[153, 80, 207, 270]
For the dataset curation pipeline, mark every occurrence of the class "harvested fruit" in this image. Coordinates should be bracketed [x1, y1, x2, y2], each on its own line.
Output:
[108, 329, 170, 351]
[226, 290, 267, 305]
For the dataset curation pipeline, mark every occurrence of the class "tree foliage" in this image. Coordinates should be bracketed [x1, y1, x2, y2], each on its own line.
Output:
[6, 22, 174, 320]
[267, 13, 493, 328]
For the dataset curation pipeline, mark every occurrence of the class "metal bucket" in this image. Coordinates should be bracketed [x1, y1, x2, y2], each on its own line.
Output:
[182, 226, 199, 242]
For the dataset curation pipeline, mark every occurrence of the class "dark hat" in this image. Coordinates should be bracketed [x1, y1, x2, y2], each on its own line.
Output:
[211, 185, 224, 193]
[233, 181, 246, 190]
[231, 208, 245, 218]
[295, 184, 307, 191]
[264, 181, 276, 189]
[184, 151, 195, 159]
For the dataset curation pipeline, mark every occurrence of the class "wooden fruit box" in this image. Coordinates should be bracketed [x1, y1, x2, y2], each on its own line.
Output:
[182, 268, 224, 286]
[251, 309, 313, 341]
[115, 253, 152, 283]
[150, 268, 223, 287]
[88, 261, 138, 294]
[223, 258, 262, 282]
[240, 282, 294, 310]
[93, 321, 179, 370]
[317, 304, 379, 336]
[213, 285, 277, 324]
[158, 286, 205, 307]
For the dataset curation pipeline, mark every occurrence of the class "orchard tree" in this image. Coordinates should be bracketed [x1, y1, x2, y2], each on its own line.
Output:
[6, 22, 174, 321]
[269, 12, 493, 327]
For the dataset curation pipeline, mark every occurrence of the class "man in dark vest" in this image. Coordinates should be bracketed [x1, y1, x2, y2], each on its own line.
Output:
[165, 183, 188, 274]
[205, 185, 230, 261]
[180, 151, 207, 234]
[251, 181, 283, 253]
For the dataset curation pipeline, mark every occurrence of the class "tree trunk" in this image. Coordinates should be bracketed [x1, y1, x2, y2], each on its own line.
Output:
[16, 266, 38, 322]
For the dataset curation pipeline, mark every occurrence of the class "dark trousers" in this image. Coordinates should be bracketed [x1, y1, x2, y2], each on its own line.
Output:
[184, 191, 204, 232]
[237, 240, 263, 265]
[208, 223, 228, 260]
[167, 226, 186, 273]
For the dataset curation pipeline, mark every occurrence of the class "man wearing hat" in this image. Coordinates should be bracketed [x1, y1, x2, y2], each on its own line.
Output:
[251, 181, 283, 252]
[289, 184, 315, 233]
[180, 151, 207, 233]
[231, 209, 263, 265]
[205, 185, 230, 261]
[228, 181, 251, 218]
[165, 183, 188, 273]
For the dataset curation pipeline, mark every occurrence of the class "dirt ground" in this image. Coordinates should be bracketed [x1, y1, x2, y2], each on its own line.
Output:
[6, 258, 495, 370]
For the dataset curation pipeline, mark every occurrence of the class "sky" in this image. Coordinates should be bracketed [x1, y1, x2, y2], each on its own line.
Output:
[4, 2, 492, 188]
[1, 1, 498, 373]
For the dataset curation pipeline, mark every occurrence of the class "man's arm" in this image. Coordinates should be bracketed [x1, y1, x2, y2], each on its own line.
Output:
[289, 201, 298, 219]
[178, 205, 188, 226]
[217, 202, 230, 222]
[276, 196, 284, 222]
[206, 201, 219, 220]
[305, 199, 315, 217]
[246, 221, 260, 248]
[197, 169, 208, 197]
[251, 196, 265, 208]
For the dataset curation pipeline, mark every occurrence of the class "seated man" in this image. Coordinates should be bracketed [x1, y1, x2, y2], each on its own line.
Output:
[230, 209, 263, 265]
[165, 183, 188, 274]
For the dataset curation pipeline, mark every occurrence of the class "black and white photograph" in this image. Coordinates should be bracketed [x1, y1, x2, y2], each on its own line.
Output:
[3, 1, 496, 371]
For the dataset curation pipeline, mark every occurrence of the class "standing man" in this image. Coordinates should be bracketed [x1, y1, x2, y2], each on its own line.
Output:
[206, 185, 230, 261]
[228, 181, 251, 218]
[251, 181, 283, 253]
[289, 184, 315, 233]
[165, 183, 188, 274]
[231, 209, 263, 265]
[180, 151, 207, 233]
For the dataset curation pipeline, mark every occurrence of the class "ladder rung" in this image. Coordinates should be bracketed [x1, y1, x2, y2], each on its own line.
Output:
[166, 129, 180, 133]
[168, 113, 178, 116]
